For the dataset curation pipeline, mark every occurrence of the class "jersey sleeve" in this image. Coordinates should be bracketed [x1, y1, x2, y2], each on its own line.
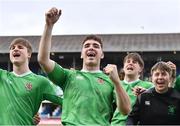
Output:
[41, 77, 63, 106]
[47, 62, 69, 88]
[0, 68, 8, 79]
[143, 81, 154, 89]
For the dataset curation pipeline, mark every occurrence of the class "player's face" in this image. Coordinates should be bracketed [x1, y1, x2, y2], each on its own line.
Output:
[81, 40, 104, 67]
[9, 44, 31, 65]
[151, 69, 170, 94]
[123, 58, 142, 76]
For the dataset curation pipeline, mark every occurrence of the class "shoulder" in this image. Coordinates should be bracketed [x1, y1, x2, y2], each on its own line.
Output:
[175, 75, 180, 83]
[176, 75, 180, 79]
[31, 73, 51, 83]
[139, 87, 154, 98]
[137, 88, 154, 102]
[140, 80, 153, 85]
[0, 69, 11, 80]
[170, 88, 180, 99]
[0, 68, 8, 74]
[138, 80, 153, 88]
[174, 75, 180, 91]
[49, 62, 74, 76]
[144, 87, 154, 93]
[31, 72, 45, 78]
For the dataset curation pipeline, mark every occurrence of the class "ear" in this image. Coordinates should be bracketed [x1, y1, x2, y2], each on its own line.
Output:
[101, 52, 104, 59]
[138, 67, 143, 74]
[80, 52, 83, 59]
[28, 52, 32, 59]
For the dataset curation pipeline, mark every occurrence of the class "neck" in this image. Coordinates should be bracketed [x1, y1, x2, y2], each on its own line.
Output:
[82, 64, 100, 72]
[124, 74, 139, 83]
[13, 63, 30, 75]
[155, 88, 169, 94]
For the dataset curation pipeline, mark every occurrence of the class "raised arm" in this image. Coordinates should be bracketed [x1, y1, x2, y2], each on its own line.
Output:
[104, 64, 131, 115]
[166, 61, 176, 86]
[38, 7, 61, 73]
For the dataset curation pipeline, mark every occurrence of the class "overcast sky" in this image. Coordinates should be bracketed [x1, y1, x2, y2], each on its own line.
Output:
[0, 0, 180, 36]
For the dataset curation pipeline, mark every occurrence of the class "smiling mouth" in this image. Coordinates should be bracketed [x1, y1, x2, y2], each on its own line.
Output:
[156, 81, 165, 85]
[157, 83, 164, 86]
[13, 53, 20, 57]
[127, 67, 133, 71]
[87, 52, 96, 57]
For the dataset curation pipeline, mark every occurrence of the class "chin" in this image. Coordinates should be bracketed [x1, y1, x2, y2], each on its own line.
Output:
[13, 61, 21, 65]
[126, 73, 134, 76]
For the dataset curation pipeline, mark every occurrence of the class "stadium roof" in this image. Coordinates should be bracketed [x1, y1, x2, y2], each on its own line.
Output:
[0, 33, 180, 53]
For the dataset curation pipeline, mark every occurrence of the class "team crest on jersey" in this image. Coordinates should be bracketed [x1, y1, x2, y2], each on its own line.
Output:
[97, 78, 104, 84]
[25, 83, 32, 91]
[168, 105, 176, 115]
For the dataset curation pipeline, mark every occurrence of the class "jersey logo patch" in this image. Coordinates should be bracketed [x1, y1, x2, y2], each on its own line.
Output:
[145, 100, 150, 106]
[25, 83, 32, 91]
[97, 78, 104, 84]
[168, 105, 176, 115]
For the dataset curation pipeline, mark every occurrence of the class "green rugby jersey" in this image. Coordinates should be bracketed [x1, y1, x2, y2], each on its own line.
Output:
[0, 69, 62, 125]
[111, 79, 153, 125]
[48, 63, 116, 125]
[175, 75, 180, 91]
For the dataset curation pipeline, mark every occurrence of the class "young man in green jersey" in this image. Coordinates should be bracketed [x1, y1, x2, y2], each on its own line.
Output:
[0, 38, 62, 125]
[38, 7, 130, 125]
[127, 61, 180, 125]
[111, 52, 153, 125]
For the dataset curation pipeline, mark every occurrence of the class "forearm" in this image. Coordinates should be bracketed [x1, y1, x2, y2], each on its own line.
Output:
[38, 24, 52, 63]
[103, 64, 131, 115]
[114, 81, 131, 115]
[45, 94, 63, 106]
[38, 24, 55, 73]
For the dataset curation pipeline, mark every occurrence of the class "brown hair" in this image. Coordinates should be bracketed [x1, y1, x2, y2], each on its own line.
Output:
[82, 35, 103, 48]
[9, 38, 32, 54]
[151, 61, 172, 77]
[123, 53, 144, 69]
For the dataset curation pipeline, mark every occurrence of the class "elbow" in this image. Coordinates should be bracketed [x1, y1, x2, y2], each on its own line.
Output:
[37, 55, 43, 65]
[37, 54, 47, 66]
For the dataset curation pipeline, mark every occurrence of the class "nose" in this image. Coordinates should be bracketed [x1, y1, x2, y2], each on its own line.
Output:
[88, 45, 94, 50]
[157, 74, 163, 79]
[13, 46, 19, 51]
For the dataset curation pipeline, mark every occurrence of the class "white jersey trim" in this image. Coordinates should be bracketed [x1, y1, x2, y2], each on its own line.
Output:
[12, 71, 32, 77]
[81, 69, 102, 73]
[123, 79, 140, 84]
